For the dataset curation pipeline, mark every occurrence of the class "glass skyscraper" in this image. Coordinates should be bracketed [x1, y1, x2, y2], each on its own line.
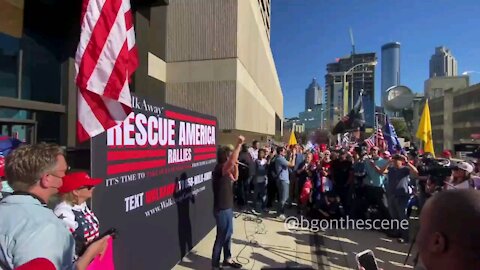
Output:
[381, 42, 401, 116]
[429, 46, 458, 78]
[305, 78, 322, 111]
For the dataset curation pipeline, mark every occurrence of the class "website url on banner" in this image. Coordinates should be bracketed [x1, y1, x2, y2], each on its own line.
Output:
[192, 159, 216, 167]
[144, 186, 207, 217]
[284, 216, 409, 232]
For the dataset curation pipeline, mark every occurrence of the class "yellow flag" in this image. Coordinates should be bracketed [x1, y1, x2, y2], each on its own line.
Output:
[416, 99, 435, 157]
[288, 129, 297, 146]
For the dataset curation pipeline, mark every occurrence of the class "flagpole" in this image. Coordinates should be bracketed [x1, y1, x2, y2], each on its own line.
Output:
[375, 112, 379, 146]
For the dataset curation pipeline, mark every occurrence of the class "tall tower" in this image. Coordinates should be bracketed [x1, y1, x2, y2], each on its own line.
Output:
[305, 78, 322, 111]
[429, 46, 458, 78]
[381, 42, 401, 116]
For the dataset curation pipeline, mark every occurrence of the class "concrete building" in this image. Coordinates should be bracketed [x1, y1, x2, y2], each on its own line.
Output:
[411, 93, 425, 141]
[305, 78, 322, 111]
[429, 46, 458, 78]
[284, 117, 305, 134]
[325, 53, 376, 129]
[257, 0, 271, 41]
[0, 0, 283, 149]
[381, 42, 401, 116]
[428, 83, 480, 154]
[424, 76, 469, 99]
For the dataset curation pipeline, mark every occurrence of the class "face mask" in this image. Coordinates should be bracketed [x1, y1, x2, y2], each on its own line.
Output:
[1, 181, 14, 193]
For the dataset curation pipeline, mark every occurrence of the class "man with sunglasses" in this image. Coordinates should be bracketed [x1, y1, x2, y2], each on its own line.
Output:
[446, 161, 476, 190]
[0, 143, 108, 270]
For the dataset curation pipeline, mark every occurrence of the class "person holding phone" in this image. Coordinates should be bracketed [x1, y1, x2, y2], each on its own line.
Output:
[356, 249, 381, 270]
[381, 154, 418, 243]
[54, 172, 102, 258]
[0, 143, 108, 270]
[275, 146, 296, 220]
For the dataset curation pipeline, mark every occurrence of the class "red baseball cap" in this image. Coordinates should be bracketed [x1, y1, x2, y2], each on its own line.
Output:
[58, 171, 102, 194]
[442, 150, 452, 158]
[15, 258, 56, 270]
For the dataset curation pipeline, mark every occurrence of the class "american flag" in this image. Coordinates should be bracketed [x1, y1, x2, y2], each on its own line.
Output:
[364, 128, 386, 149]
[75, 0, 138, 142]
[374, 128, 385, 150]
[365, 134, 375, 148]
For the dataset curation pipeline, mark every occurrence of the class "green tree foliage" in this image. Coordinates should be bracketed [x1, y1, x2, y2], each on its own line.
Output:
[391, 118, 411, 141]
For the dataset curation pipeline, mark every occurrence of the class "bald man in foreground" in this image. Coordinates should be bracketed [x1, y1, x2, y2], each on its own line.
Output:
[416, 189, 480, 270]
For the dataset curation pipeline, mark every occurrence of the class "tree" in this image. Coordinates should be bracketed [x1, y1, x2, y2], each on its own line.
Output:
[391, 118, 411, 141]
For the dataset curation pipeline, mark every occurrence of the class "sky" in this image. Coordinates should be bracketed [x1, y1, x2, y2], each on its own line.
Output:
[271, 0, 480, 118]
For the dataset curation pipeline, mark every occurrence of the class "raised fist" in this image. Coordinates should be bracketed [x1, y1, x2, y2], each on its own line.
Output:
[237, 135, 245, 145]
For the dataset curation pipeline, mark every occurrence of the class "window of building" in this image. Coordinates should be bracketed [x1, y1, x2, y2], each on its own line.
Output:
[36, 111, 61, 143]
[0, 0, 23, 99]
[0, 35, 19, 98]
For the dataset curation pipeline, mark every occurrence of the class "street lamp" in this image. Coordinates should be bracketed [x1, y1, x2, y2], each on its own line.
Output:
[343, 60, 377, 113]
[319, 107, 325, 129]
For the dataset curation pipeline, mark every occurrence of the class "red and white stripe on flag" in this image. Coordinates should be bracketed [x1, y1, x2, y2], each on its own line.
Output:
[376, 128, 386, 150]
[75, 0, 138, 142]
[365, 135, 375, 148]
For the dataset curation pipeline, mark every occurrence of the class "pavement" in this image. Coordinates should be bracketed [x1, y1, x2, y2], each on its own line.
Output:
[316, 228, 417, 270]
[174, 207, 417, 270]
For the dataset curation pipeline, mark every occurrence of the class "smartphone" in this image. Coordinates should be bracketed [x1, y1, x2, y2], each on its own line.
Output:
[79, 228, 117, 256]
[356, 249, 379, 270]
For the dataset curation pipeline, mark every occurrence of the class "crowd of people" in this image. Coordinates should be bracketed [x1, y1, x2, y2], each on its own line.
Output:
[225, 138, 480, 244]
[211, 135, 480, 270]
[1, 138, 480, 270]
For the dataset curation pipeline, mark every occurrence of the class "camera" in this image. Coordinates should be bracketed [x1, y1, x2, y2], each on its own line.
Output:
[417, 156, 452, 190]
[407, 147, 419, 158]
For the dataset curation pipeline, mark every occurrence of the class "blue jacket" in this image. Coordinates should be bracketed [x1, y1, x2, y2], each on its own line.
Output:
[0, 195, 76, 270]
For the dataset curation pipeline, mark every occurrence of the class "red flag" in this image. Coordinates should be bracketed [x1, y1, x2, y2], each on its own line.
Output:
[75, 0, 138, 142]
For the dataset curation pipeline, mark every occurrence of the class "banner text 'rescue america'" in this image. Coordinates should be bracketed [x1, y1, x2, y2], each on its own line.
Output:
[91, 95, 217, 270]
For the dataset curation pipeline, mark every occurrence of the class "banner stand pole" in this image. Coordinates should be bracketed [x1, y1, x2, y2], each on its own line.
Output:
[89, 138, 94, 210]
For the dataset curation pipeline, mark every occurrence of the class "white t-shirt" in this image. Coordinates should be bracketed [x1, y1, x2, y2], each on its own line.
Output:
[248, 147, 259, 161]
[446, 180, 472, 190]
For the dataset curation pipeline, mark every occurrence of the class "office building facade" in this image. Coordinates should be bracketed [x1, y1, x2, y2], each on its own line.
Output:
[424, 76, 469, 99]
[299, 105, 325, 132]
[325, 53, 376, 129]
[429, 83, 480, 154]
[0, 0, 283, 150]
[429, 46, 458, 78]
[284, 117, 305, 134]
[381, 42, 401, 115]
[305, 78, 322, 111]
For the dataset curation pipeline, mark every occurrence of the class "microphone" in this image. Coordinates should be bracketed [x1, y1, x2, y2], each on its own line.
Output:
[237, 161, 248, 168]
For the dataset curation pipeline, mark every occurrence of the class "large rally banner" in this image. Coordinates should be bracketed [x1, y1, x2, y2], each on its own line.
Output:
[91, 95, 218, 270]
